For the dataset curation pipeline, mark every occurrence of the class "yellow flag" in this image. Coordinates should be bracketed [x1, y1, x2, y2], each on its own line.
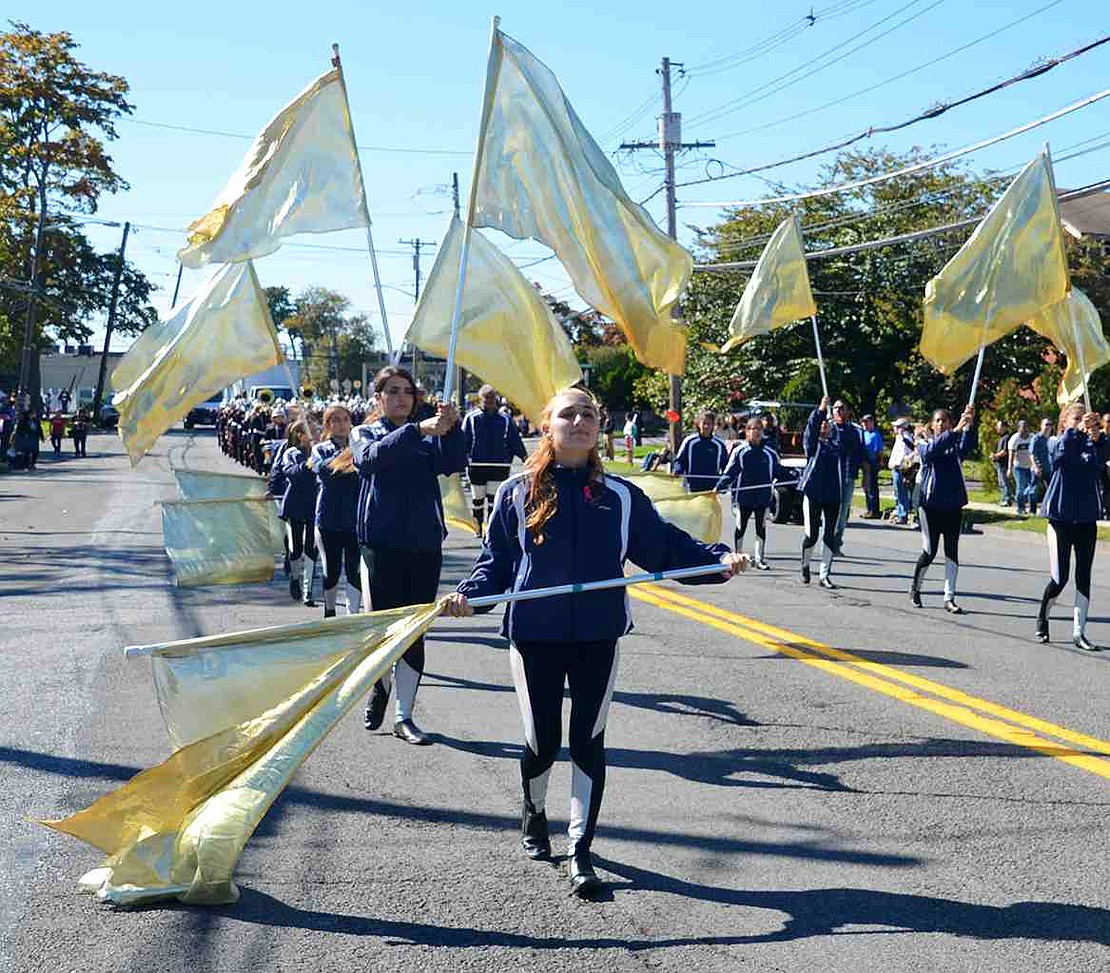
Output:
[406, 217, 581, 424]
[920, 152, 1070, 374]
[161, 497, 284, 586]
[112, 261, 283, 466]
[1028, 288, 1110, 405]
[174, 469, 268, 501]
[439, 473, 480, 535]
[472, 30, 691, 375]
[41, 605, 442, 905]
[721, 217, 816, 354]
[177, 69, 368, 268]
[618, 471, 723, 544]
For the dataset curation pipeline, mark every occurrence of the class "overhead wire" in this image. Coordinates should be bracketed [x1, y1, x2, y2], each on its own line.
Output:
[682, 87, 1110, 208]
[713, 0, 1066, 142]
[678, 32, 1110, 191]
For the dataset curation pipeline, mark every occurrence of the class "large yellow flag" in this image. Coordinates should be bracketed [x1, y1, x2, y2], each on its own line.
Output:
[161, 497, 284, 586]
[471, 30, 691, 375]
[174, 469, 268, 501]
[112, 261, 284, 465]
[1028, 288, 1110, 404]
[406, 217, 581, 424]
[178, 69, 368, 268]
[439, 473, 480, 535]
[619, 471, 723, 544]
[920, 152, 1070, 374]
[721, 217, 816, 354]
[42, 605, 442, 905]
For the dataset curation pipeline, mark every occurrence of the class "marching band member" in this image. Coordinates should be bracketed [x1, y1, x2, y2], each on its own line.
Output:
[351, 366, 466, 745]
[443, 387, 746, 898]
[310, 405, 363, 618]
[1036, 404, 1108, 650]
[673, 411, 728, 492]
[278, 420, 319, 607]
[463, 384, 528, 531]
[910, 404, 975, 613]
[798, 396, 842, 589]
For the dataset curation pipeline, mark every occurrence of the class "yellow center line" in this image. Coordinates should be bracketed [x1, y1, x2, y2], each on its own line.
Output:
[630, 584, 1110, 782]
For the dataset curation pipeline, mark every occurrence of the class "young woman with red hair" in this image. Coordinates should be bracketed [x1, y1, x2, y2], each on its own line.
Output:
[443, 387, 746, 899]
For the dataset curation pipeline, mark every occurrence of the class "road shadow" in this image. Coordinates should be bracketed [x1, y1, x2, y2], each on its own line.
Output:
[755, 646, 968, 668]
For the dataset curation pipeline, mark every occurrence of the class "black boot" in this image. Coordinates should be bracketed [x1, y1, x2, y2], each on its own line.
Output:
[910, 583, 922, 608]
[568, 845, 601, 899]
[364, 681, 390, 730]
[521, 804, 551, 860]
[1035, 617, 1049, 644]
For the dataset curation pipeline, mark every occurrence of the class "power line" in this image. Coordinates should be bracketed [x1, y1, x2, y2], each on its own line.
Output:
[682, 87, 1110, 208]
[684, 0, 947, 130]
[678, 33, 1110, 191]
[694, 178, 1110, 272]
[712, 0, 1066, 142]
[122, 117, 471, 156]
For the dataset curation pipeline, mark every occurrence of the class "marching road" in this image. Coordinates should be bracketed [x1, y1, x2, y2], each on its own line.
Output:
[1, 429, 1107, 972]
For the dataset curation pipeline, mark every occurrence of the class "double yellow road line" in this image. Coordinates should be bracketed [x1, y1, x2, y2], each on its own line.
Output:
[631, 582, 1110, 781]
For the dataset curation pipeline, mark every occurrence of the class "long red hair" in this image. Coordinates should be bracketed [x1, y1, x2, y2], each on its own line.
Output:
[523, 388, 604, 545]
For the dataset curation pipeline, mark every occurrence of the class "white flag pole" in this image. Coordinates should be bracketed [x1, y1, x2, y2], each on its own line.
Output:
[331, 44, 394, 361]
[967, 342, 987, 408]
[442, 15, 503, 403]
[810, 315, 829, 400]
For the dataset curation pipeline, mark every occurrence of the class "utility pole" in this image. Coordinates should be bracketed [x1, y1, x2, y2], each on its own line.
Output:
[452, 171, 468, 410]
[92, 221, 131, 422]
[399, 236, 436, 383]
[621, 57, 714, 456]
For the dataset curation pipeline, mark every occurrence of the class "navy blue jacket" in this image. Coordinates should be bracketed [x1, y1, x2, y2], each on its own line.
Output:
[463, 408, 527, 465]
[279, 445, 318, 523]
[798, 409, 843, 504]
[351, 417, 467, 551]
[1040, 428, 1109, 524]
[311, 438, 360, 533]
[457, 468, 730, 644]
[831, 419, 866, 480]
[673, 433, 728, 491]
[917, 428, 974, 510]
[715, 442, 796, 508]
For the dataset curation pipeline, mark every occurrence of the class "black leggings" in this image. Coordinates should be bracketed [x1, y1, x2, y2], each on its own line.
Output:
[286, 520, 317, 561]
[362, 546, 443, 709]
[734, 505, 766, 547]
[1039, 521, 1096, 620]
[510, 639, 618, 853]
[315, 528, 360, 591]
[802, 496, 838, 552]
[913, 506, 961, 595]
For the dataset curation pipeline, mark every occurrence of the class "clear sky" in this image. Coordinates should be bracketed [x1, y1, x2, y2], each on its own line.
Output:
[8, 0, 1110, 352]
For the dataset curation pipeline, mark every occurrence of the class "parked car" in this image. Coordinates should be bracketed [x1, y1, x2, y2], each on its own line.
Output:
[184, 396, 224, 429]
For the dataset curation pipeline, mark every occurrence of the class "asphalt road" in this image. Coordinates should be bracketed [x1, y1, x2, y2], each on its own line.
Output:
[1, 430, 1107, 973]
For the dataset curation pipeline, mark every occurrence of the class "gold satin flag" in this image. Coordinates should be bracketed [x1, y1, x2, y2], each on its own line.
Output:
[161, 497, 283, 587]
[406, 217, 581, 424]
[721, 217, 816, 354]
[174, 469, 268, 501]
[472, 30, 691, 375]
[619, 471, 723, 545]
[1028, 288, 1110, 404]
[177, 69, 368, 268]
[920, 152, 1070, 374]
[439, 473, 480, 535]
[42, 605, 443, 905]
[112, 262, 284, 466]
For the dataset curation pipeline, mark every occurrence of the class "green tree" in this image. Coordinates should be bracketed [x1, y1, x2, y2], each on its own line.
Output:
[0, 22, 157, 394]
[282, 286, 379, 391]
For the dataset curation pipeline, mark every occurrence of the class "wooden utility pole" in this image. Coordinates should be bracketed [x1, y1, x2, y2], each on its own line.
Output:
[92, 221, 131, 422]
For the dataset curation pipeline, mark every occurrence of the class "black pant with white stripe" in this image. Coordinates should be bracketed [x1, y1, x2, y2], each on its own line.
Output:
[1038, 520, 1096, 636]
[801, 496, 839, 579]
[510, 639, 618, 855]
[912, 505, 962, 599]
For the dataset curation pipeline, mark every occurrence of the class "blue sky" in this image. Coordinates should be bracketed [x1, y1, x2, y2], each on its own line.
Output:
[8, 0, 1110, 351]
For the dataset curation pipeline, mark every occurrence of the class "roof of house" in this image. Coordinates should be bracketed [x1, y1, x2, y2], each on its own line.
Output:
[1059, 189, 1110, 238]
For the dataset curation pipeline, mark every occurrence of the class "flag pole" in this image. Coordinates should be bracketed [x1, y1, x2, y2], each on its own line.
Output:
[331, 43, 394, 361]
[967, 342, 987, 408]
[442, 15, 503, 404]
[810, 315, 829, 400]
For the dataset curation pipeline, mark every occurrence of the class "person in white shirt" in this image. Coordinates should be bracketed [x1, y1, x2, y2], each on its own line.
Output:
[887, 418, 918, 525]
[1008, 420, 1035, 515]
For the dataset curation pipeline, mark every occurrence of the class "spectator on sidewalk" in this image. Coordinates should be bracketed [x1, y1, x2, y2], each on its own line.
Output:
[860, 414, 883, 518]
[49, 412, 67, 457]
[71, 409, 89, 458]
[991, 419, 1013, 506]
[1008, 419, 1035, 515]
[888, 418, 918, 525]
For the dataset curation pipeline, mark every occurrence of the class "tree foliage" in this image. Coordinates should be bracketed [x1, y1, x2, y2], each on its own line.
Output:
[672, 147, 1110, 424]
[278, 285, 380, 391]
[0, 22, 157, 390]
